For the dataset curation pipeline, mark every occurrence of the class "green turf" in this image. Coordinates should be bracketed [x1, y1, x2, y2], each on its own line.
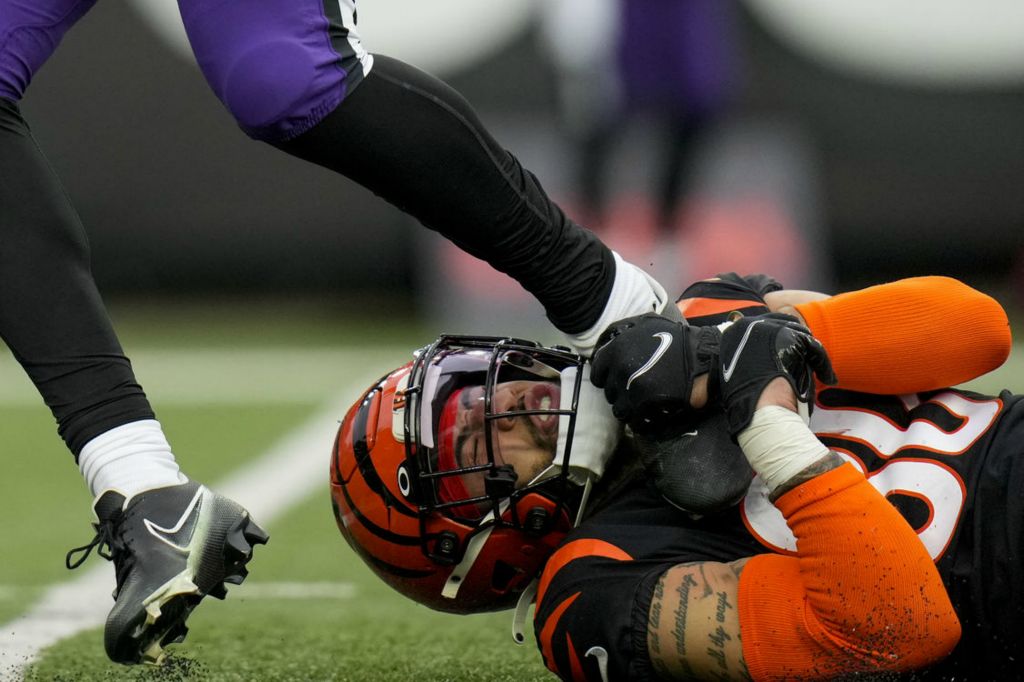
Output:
[24, 488, 552, 681]
[1, 308, 552, 680]
[0, 405, 314, 587]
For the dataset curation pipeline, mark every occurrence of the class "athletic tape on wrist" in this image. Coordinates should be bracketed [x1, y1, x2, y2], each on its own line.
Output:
[736, 406, 829, 494]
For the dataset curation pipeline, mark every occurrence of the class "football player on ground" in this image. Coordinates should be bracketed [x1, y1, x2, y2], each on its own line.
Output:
[2, 0, 674, 665]
[332, 275, 1019, 680]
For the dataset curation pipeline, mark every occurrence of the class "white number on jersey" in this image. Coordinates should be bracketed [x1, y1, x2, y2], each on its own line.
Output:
[741, 391, 1001, 559]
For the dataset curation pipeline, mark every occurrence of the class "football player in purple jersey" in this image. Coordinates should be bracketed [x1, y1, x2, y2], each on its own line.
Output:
[1, 0, 671, 665]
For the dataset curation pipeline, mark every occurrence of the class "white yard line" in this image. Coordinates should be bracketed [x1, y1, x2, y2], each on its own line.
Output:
[227, 582, 356, 600]
[0, 367, 385, 680]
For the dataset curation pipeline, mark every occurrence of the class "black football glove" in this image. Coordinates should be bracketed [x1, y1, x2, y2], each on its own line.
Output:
[716, 313, 837, 436]
[590, 313, 720, 433]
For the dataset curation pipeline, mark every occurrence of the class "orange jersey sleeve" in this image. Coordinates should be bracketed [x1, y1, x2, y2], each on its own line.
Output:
[796, 276, 1010, 394]
[738, 464, 961, 680]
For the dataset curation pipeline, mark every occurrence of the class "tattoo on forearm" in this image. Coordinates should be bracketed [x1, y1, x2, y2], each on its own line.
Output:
[770, 451, 845, 501]
[649, 578, 666, 672]
[650, 563, 751, 681]
[706, 624, 732, 671]
[696, 564, 714, 598]
[715, 590, 733, 624]
[672, 574, 698, 656]
[649, 635, 672, 680]
[658, 573, 697, 679]
[704, 591, 736, 675]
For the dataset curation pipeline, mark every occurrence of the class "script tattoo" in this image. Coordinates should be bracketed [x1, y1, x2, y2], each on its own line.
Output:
[648, 561, 751, 681]
[648, 577, 670, 678]
[706, 592, 735, 672]
[671, 573, 699, 678]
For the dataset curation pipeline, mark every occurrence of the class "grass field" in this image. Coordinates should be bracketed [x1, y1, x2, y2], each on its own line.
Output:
[0, 302, 553, 681]
[0, 300, 1020, 681]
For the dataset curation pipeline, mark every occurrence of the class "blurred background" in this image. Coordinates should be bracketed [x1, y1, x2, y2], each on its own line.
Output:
[20, 0, 1024, 337]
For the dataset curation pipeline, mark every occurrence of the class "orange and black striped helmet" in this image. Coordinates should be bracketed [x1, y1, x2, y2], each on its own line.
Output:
[330, 336, 588, 614]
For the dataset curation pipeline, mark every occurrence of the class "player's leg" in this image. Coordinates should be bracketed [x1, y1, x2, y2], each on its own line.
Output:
[277, 54, 620, 335]
[178, 0, 654, 338]
[0, 3, 267, 664]
[0, 0, 96, 102]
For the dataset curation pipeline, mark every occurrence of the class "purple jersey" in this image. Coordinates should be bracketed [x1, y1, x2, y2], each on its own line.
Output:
[0, 0, 97, 101]
[0, 0, 370, 140]
[618, 0, 736, 114]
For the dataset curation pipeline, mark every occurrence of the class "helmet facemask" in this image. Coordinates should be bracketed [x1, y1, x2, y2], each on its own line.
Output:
[402, 336, 585, 565]
[331, 334, 589, 614]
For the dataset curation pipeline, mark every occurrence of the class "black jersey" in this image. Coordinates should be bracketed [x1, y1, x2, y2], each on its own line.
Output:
[534, 387, 1024, 681]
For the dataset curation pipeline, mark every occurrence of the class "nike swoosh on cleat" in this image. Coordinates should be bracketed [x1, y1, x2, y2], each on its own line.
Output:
[722, 319, 765, 383]
[144, 488, 204, 552]
[626, 332, 674, 390]
[586, 646, 610, 682]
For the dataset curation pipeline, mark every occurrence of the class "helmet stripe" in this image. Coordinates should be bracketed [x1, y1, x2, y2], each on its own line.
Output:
[350, 388, 418, 519]
[338, 477, 420, 546]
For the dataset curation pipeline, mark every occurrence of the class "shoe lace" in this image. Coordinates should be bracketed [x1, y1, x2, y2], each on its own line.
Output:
[65, 516, 134, 588]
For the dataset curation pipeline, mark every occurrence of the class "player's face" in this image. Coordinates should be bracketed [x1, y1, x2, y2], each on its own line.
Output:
[451, 380, 560, 498]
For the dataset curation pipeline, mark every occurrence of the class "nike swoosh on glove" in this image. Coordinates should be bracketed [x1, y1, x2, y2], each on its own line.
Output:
[590, 313, 720, 434]
[716, 313, 837, 436]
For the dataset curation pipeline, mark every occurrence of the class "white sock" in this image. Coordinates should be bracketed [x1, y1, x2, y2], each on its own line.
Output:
[78, 419, 188, 499]
[566, 251, 669, 357]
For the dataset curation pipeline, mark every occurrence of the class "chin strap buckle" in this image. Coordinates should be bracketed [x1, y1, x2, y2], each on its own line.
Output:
[511, 578, 539, 645]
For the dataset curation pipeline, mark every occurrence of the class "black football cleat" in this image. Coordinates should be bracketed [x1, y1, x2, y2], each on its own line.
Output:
[66, 481, 269, 665]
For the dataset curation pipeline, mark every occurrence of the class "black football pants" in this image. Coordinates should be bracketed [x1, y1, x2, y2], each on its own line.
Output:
[275, 55, 615, 335]
[0, 98, 153, 456]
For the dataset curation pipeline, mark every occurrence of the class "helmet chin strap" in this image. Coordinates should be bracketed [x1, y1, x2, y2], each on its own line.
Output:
[441, 501, 509, 600]
[508, 471, 596, 645]
[512, 578, 539, 645]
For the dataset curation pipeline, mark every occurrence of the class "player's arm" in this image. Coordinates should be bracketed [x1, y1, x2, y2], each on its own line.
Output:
[648, 371, 961, 680]
[764, 276, 1011, 393]
[602, 274, 1011, 427]
[678, 273, 1010, 393]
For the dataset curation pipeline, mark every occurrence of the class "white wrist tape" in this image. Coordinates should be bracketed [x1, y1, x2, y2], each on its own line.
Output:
[566, 251, 668, 357]
[736, 406, 829, 494]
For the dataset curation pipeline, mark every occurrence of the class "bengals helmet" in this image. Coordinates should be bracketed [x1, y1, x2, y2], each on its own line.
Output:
[330, 335, 588, 614]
